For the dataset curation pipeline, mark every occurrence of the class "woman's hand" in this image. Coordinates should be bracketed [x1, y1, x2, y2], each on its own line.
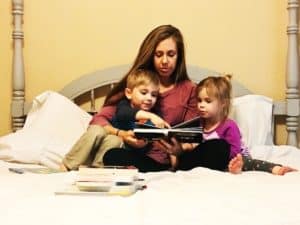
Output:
[119, 130, 148, 148]
[153, 137, 183, 156]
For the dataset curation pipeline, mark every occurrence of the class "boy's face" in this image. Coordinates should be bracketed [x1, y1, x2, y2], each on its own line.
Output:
[125, 82, 159, 111]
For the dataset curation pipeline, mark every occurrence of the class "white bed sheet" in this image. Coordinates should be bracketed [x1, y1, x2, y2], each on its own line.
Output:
[1, 157, 300, 225]
[1, 92, 300, 225]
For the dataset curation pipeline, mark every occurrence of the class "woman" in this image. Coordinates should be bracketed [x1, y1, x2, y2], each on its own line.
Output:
[90, 24, 230, 172]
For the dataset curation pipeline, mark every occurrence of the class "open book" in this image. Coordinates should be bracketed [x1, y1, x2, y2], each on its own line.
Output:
[133, 116, 203, 143]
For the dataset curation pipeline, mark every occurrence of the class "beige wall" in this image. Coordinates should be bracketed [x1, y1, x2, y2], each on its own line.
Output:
[1, 0, 13, 136]
[0, 0, 288, 143]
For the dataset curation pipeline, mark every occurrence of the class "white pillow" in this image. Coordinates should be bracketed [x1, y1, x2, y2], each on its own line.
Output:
[0, 91, 92, 168]
[230, 95, 274, 150]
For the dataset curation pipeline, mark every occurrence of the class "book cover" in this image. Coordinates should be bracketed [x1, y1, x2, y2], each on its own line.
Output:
[134, 116, 203, 143]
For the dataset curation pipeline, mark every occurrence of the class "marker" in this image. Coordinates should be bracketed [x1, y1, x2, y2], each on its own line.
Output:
[9, 168, 24, 174]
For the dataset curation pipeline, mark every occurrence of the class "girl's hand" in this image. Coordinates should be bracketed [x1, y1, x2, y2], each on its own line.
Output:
[153, 137, 183, 156]
[119, 130, 148, 148]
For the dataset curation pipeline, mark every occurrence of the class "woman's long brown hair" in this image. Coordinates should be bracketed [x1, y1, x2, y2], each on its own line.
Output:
[104, 24, 190, 106]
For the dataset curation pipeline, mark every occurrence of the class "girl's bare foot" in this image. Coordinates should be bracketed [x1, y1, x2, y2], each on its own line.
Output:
[271, 165, 298, 175]
[228, 154, 243, 174]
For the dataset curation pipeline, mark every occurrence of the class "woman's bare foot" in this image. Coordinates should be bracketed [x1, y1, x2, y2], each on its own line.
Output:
[271, 165, 298, 175]
[228, 154, 243, 174]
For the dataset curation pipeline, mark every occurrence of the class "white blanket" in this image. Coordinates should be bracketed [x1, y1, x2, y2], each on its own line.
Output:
[0, 91, 91, 168]
[0, 160, 299, 225]
[1, 92, 300, 225]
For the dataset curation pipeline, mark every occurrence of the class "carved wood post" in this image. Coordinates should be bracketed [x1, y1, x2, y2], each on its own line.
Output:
[11, 0, 25, 131]
[286, 0, 300, 146]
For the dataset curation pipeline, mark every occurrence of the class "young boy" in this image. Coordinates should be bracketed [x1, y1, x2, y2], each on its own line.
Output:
[61, 69, 171, 171]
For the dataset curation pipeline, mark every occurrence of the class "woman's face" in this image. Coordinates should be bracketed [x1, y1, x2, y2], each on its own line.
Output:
[153, 37, 178, 79]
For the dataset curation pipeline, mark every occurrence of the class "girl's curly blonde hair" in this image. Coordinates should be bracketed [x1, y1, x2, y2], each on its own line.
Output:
[196, 74, 232, 120]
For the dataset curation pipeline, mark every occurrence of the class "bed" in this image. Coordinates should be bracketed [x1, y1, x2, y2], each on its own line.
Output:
[1, 0, 300, 225]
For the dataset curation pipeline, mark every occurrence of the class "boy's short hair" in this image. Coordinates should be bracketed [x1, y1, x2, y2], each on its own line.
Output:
[126, 69, 160, 90]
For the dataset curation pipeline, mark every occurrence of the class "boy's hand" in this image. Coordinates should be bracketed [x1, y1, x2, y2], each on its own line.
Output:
[136, 111, 170, 128]
[150, 114, 170, 128]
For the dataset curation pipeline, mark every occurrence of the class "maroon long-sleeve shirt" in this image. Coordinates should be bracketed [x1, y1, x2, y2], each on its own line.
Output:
[90, 80, 199, 164]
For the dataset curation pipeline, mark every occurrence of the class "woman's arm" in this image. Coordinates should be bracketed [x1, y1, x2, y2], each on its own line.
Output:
[88, 104, 133, 142]
[102, 121, 148, 149]
[91, 102, 147, 148]
[89, 105, 116, 126]
[114, 99, 139, 125]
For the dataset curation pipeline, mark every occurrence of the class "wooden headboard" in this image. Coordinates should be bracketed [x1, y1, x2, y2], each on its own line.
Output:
[10, 0, 300, 147]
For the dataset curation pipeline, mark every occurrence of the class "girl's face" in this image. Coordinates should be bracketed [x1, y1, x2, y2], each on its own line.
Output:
[153, 37, 178, 79]
[197, 88, 224, 121]
[125, 82, 159, 111]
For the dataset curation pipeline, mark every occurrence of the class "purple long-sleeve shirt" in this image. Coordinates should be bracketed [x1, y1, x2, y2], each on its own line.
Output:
[202, 119, 249, 159]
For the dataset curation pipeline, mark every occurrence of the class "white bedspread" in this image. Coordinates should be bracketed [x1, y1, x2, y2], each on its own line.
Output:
[0, 160, 299, 225]
[1, 92, 300, 225]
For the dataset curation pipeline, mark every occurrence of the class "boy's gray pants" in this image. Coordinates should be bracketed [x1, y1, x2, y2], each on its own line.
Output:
[63, 125, 122, 170]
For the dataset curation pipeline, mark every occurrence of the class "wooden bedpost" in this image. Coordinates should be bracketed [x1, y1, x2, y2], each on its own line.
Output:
[286, 0, 300, 147]
[11, 0, 25, 131]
